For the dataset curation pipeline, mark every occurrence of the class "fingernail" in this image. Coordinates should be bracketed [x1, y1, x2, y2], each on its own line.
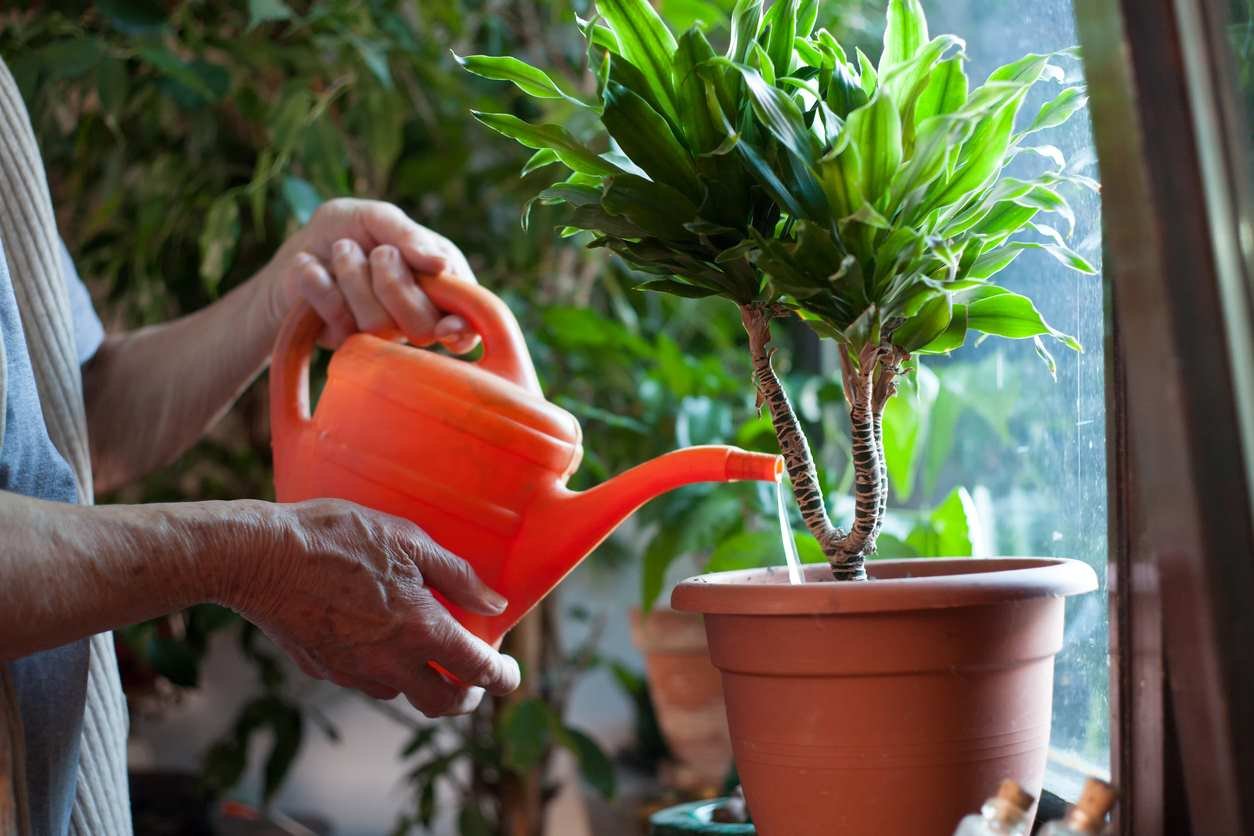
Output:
[485, 589, 508, 613]
[333, 240, 352, 257]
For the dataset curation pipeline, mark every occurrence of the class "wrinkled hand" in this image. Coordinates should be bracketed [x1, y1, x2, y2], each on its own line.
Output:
[263, 197, 479, 351]
[231, 498, 519, 716]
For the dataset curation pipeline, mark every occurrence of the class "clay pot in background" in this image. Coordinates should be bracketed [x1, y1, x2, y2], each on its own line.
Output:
[672, 558, 1098, 836]
[630, 608, 734, 793]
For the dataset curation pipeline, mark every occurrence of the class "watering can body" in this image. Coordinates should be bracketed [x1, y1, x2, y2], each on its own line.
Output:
[270, 274, 782, 647]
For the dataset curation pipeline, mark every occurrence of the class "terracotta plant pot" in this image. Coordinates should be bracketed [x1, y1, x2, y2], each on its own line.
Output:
[671, 558, 1098, 836]
[630, 608, 734, 791]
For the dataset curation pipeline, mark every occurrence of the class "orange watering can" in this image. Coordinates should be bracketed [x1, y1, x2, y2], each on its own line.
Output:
[270, 273, 783, 648]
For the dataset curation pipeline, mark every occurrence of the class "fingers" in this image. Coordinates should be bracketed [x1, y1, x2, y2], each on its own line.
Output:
[352, 201, 468, 280]
[294, 239, 480, 350]
[331, 239, 396, 337]
[369, 245, 441, 346]
[289, 253, 354, 347]
[434, 315, 481, 354]
[413, 538, 508, 616]
[402, 664, 486, 717]
[418, 605, 521, 696]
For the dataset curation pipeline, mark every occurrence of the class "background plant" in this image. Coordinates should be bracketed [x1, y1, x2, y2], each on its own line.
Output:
[465, 0, 1095, 581]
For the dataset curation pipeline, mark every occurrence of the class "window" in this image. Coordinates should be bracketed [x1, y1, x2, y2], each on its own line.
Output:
[915, 0, 1110, 791]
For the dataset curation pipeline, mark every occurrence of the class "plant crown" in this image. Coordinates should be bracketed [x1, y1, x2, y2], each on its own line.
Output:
[463, 0, 1096, 374]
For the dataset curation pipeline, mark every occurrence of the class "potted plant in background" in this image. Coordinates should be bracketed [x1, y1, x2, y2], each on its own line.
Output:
[464, 0, 1099, 831]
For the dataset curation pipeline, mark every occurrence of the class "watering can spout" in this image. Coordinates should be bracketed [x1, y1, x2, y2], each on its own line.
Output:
[512, 446, 783, 591]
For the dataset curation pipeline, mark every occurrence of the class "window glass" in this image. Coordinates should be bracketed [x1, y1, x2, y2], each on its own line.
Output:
[908, 0, 1111, 788]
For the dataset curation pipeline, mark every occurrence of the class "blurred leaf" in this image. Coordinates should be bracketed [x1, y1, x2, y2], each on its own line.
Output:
[675, 396, 733, 446]
[557, 727, 616, 798]
[248, 0, 293, 28]
[263, 701, 304, 801]
[500, 697, 555, 773]
[97, 0, 166, 33]
[281, 176, 323, 225]
[147, 635, 199, 688]
[906, 486, 976, 556]
[704, 529, 779, 573]
[458, 804, 494, 836]
[199, 194, 240, 294]
[352, 36, 393, 88]
[881, 363, 939, 501]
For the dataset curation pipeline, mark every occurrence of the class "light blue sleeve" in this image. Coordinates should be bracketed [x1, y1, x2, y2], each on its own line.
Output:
[57, 238, 104, 365]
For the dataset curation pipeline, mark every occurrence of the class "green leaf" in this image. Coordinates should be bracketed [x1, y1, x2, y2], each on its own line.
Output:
[457, 54, 591, 107]
[199, 195, 239, 295]
[966, 246, 1023, 280]
[727, 0, 764, 63]
[881, 362, 939, 500]
[915, 56, 968, 122]
[925, 93, 1021, 212]
[351, 36, 392, 88]
[704, 530, 778, 573]
[557, 727, 616, 798]
[845, 90, 903, 206]
[721, 61, 818, 166]
[641, 526, 681, 611]
[906, 486, 976, 557]
[880, 0, 929, 75]
[1030, 222, 1098, 274]
[892, 293, 952, 352]
[521, 148, 561, 176]
[1026, 85, 1088, 134]
[765, 0, 797, 78]
[472, 112, 620, 176]
[32, 39, 104, 81]
[147, 636, 200, 688]
[97, 0, 166, 32]
[603, 82, 701, 196]
[281, 176, 322, 225]
[672, 29, 721, 153]
[917, 302, 968, 354]
[458, 804, 494, 836]
[248, 0, 293, 27]
[500, 698, 555, 773]
[966, 289, 1079, 348]
[637, 278, 719, 297]
[602, 174, 700, 239]
[598, 0, 680, 119]
[262, 701, 303, 801]
[817, 140, 864, 219]
[137, 47, 221, 102]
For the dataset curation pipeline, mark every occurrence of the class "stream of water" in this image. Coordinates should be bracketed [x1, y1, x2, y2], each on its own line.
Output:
[775, 477, 806, 584]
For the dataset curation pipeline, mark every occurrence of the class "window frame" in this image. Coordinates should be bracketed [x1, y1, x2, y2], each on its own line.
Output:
[1076, 0, 1254, 833]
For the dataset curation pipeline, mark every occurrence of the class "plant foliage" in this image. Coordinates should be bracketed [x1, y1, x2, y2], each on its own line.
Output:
[466, 0, 1095, 362]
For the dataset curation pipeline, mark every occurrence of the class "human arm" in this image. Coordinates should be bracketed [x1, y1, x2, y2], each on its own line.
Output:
[0, 491, 519, 715]
[83, 198, 479, 492]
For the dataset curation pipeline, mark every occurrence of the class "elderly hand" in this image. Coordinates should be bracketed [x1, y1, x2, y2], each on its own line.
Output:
[225, 498, 520, 716]
[263, 197, 479, 351]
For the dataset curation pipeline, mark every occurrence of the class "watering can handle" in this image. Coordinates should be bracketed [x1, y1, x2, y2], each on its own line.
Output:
[270, 273, 542, 440]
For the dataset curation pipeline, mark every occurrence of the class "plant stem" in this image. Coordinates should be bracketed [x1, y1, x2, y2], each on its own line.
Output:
[831, 345, 882, 580]
[739, 304, 844, 559]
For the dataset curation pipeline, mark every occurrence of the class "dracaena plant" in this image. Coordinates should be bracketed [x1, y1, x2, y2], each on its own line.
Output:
[462, 0, 1096, 581]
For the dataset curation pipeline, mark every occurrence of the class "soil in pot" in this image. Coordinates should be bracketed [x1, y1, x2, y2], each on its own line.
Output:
[671, 557, 1098, 836]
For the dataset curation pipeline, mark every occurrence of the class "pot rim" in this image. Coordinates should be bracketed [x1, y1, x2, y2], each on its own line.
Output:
[670, 557, 1098, 615]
